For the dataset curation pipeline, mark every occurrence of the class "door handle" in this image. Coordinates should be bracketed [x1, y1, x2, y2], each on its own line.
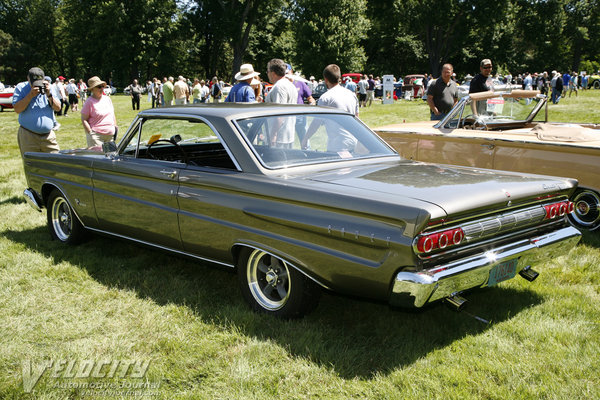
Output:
[160, 169, 178, 179]
[481, 143, 495, 150]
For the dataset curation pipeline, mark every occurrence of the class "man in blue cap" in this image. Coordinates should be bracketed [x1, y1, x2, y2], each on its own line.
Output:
[13, 67, 62, 158]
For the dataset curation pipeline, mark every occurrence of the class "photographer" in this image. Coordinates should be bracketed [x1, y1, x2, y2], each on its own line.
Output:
[13, 67, 61, 158]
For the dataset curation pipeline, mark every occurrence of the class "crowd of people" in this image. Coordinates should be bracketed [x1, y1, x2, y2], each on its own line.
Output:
[10, 59, 597, 157]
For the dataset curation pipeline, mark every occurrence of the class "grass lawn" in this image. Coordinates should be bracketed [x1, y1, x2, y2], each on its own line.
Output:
[0, 91, 599, 399]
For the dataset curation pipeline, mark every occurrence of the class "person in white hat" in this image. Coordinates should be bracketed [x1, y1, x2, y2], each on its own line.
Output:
[225, 63, 260, 103]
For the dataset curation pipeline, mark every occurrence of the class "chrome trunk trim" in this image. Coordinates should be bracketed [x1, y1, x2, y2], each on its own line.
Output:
[392, 226, 581, 308]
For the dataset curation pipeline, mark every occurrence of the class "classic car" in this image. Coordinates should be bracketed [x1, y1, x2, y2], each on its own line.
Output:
[375, 90, 600, 231]
[588, 73, 600, 89]
[0, 86, 14, 111]
[22, 104, 581, 317]
[311, 83, 327, 100]
[402, 74, 425, 99]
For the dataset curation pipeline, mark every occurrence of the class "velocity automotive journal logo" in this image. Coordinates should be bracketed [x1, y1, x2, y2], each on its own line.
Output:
[22, 359, 154, 394]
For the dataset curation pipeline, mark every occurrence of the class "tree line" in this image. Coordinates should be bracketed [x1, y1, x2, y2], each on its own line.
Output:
[0, 0, 598, 86]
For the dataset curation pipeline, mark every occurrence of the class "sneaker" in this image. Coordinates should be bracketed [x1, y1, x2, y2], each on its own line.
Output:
[53, 122, 61, 131]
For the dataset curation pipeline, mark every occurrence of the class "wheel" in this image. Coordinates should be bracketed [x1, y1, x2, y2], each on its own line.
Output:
[237, 247, 321, 318]
[47, 189, 86, 244]
[594, 80, 600, 89]
[568, 189, 600, 231]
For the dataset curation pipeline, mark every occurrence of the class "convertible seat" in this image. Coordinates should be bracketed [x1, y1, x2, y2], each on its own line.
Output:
[533, 123, 600, 142]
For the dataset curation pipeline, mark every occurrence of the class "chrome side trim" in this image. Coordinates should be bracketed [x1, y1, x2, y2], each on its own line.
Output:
[85, 226, 235, 269]
[23, 188, 42, 212]
[391, 226, 581, 308]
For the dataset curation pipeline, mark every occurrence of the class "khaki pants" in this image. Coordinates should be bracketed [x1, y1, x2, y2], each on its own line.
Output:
[17, 126, 60, 158]
[86, 131, 114, 148]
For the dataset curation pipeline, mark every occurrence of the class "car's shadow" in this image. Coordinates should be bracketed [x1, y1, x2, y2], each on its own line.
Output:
[4, 226, 548, 378]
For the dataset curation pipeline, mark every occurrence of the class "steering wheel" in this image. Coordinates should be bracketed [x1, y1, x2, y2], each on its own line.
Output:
[146, 138, 188, 163]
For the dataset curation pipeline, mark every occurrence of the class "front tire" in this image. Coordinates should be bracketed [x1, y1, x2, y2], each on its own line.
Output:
[47, 189, 86, 244]
[569, 189, 600, 231]
[237, 248, 320, 318]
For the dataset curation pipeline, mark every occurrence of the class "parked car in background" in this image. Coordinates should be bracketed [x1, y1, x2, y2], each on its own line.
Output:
[402, 74, 425, 100]
[311, 82, 327, 100]
[588, 73, 600, 89]
[342, 73, 361, 83]
[22, 104, 581, 318]
[0, 86, 14, 111]
[103, 85, 117, 96]
[375, 89, 600, 231]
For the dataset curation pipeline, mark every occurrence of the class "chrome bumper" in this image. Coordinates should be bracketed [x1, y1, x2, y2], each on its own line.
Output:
[23, 188, 43, 212]
[390, 226, 581, 308]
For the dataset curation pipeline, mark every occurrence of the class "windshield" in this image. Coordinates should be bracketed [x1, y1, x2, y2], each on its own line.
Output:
[439, 92, 545, 130]
[235, 113, 396, 168]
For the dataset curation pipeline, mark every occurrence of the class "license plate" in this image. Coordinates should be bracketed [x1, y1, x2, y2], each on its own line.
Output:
[488, 259, 518, 287]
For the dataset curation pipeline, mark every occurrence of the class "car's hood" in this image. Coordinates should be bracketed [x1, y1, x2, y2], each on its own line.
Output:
[304, 160, 575, 216]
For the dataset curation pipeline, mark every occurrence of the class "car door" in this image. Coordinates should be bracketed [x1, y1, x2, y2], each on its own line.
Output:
[91, 118, 186, 250]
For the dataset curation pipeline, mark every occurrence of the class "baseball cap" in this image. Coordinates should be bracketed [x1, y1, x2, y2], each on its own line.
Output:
[480, 58, 492, 67]
[28, 67, 45, 87]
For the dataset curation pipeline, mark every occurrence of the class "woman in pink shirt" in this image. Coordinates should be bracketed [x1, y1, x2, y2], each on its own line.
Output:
[81, 76, 117, 148]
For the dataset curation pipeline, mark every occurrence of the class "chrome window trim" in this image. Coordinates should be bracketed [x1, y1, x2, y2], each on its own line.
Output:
[231, 112, 397, 170]
[118, 113, 242, 172]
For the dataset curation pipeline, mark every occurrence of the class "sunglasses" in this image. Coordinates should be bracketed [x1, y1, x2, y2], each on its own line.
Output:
[482, 65, 493, 69]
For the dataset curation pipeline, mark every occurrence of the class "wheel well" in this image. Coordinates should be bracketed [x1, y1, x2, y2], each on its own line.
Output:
[41, 183, 60, 207]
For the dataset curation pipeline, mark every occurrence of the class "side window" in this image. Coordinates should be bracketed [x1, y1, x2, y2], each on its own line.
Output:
[120, 118, 236, 170]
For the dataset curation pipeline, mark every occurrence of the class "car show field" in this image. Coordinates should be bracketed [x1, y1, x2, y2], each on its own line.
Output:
[0, 93, 598, 399]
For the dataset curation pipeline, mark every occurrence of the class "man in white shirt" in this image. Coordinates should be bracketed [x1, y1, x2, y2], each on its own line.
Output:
[302, 64, 358, 152]
[265, 58, 298, 148]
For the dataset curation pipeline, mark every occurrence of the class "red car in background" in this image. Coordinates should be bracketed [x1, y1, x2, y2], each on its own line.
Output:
[0, 87, 14, 111]
[342, 73, 361, 83]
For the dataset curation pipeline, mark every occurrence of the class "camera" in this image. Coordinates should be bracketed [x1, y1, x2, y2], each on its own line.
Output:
[34, 84, 46, 95]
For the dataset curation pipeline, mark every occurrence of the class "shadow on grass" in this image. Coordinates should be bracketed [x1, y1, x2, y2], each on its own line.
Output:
[0, 195, 26, 206]
[3, 226, 544, 379]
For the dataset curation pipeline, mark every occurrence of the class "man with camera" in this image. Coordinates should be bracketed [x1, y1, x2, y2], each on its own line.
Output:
[13, 67, 62, 158]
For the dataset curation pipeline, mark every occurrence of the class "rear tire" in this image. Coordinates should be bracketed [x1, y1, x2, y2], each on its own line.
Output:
[237, 247, 321, 318]
[47, 189, 86, 244]
[568, 189, 600, 231]
[594, 80, 600, 89]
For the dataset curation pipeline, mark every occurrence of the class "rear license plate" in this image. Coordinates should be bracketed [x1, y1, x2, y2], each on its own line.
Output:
[488, 259, 518, 287]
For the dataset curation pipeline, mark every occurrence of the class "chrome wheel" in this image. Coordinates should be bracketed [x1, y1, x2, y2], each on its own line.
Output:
[246, 249, 290, 311]
[46, 189, 85, 244]
[569, 189, 600, 231]
[51, 196, 73, 241]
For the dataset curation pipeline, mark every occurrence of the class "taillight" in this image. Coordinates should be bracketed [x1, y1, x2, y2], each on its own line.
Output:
[544, 201, 574, 220]
[416, 228, 464, 254]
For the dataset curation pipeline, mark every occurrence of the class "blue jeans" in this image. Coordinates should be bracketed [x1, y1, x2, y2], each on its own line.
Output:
[551, 88, 561, 104]
[430, 112, 447, 121]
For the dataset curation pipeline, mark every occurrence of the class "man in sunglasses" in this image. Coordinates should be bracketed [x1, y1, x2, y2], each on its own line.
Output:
[469, 59, 493, 94]
[469, 59, 493, 115]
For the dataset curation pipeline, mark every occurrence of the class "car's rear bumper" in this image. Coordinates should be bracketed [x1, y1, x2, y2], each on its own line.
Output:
[390, 226, 581, 308]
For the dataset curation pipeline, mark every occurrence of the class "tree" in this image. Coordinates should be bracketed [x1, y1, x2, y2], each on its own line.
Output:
[293, 0, 370, 78]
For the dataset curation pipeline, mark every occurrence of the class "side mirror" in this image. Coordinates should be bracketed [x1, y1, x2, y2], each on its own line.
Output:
[102, 141, 118, 154]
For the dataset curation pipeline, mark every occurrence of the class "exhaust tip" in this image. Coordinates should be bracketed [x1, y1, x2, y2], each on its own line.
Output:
[519, 266, 539, 282]
[445, 295, 468, 311]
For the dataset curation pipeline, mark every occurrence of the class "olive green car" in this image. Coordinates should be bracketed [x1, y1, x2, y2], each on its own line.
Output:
[23, 104, 581, 317]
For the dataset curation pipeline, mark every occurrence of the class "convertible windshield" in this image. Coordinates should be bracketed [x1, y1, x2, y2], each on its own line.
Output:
[235, 113, 396, 168]
[439, 90, 545, 130]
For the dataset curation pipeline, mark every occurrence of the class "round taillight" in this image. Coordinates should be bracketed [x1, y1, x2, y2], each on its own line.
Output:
[422, 236, 434, 253]
[559, 203, 567, 216]
[438, 233, 449, 248]
[568, 201, 575, 214]
[453, 229, 464, 244]
[549, 205, 558, 219]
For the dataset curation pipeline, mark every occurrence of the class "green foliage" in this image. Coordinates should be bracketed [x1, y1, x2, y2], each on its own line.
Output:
[0, 0, 599, 85]
[293, 0, 370, 77]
